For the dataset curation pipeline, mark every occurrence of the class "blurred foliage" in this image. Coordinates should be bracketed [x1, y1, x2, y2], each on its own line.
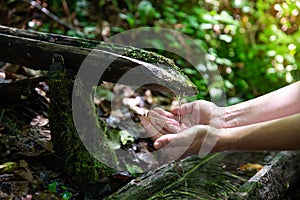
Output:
[112, 0, 300, 102]
[2, 0, 300, 103]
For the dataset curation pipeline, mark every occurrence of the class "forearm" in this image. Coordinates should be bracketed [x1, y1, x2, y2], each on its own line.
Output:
[223, 81, 300, 128]
[221, 113, 300, 151]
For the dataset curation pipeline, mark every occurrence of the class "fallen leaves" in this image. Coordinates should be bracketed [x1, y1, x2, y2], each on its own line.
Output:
[30, 115, 49, 127]
[238, 163, 263, 176]
[0, 160, 36, 198]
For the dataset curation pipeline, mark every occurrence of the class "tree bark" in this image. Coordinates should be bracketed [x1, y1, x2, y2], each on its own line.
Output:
[0, 25, 196, 95]
[106, 151, 300, 200]
[47, 54, 115, 184]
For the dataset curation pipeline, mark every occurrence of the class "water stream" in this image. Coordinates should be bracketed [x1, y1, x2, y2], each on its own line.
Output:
[177, 95, 182, 124]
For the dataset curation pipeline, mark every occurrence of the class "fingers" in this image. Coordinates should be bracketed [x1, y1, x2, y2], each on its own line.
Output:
[154, 131, 196, 161]
[148, 109, 180, 133]
[154, 128, 196, 149]
[140, 116, 162, 141]
[154, 126, 210, 160]
[150, 107, 174, 118]
[153, 134, 171, 149]
[171, 101, 195, 116]
[149, 107, 179, 126]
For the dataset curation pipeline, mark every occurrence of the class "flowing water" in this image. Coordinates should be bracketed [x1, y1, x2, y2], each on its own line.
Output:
[177, 95, 182, 124]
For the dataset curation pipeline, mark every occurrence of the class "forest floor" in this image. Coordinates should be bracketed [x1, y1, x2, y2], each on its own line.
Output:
[0, 2, 165, 198]
[1, 46, 299, 200]
[0, 1, 300, 199]
[0, 60, 180, 199]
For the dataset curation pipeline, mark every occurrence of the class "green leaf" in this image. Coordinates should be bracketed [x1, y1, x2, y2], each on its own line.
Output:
[119, 13, 135, 28]
[62, 191, 72, 200]
[200, 23, 213, 30]
[215, 11, 238, 25]
[224, 80, 234, 89]
[138, 0, 153, 14]
[227, 97, 243, 105]
[215, 57, 233, 66]
[187, 16, 200, 29]
[201, 13, 218, 24]
[111, 27, 125, 33]
[125, 164, 143, 176]
[183, 68, 198, 75]
[284, 54, 295, 64]
[0, 162, 17, 173]
[119, 130, 134, 145]
[48, 182, 58, 193]
[94, 86, 113, 101]
[107, 130, 121, 150]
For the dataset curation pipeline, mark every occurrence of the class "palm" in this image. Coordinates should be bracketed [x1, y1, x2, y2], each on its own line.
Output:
[148, 111, 199, 135]
[172, 114, 198, 133]
[147, 100, 221, 135]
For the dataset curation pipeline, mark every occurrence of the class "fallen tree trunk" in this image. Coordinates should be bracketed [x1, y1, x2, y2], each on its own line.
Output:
[0, 25, 196, 95]
[106, 151, 300, 200]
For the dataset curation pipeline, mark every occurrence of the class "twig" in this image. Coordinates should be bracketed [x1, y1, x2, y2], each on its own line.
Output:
[62, 0, 71, 17]
[8, 0, 84, 37]
[0, 109, 4, 123]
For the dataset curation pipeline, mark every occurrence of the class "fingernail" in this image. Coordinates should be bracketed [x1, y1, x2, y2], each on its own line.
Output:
[154, 141, 162, 149]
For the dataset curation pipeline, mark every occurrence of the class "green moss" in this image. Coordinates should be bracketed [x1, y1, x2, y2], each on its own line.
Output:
[71, 146, 114, 183]
[48, 54, 115, 185]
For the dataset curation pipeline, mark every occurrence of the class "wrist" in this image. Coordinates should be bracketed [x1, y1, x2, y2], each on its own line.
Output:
[223, 104, 251, 128]
[216, 128, 239, 152]
[210, 105, 227, 128]
[223, 107, 238, 128]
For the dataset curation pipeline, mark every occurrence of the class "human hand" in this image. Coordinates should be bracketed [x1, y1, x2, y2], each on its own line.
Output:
[142, 100, 224, 138]
[171, 100, 224, 128]
[139, 101, 225, 160]
[140, 116, 222, 160]
[143, 106, 191, 136]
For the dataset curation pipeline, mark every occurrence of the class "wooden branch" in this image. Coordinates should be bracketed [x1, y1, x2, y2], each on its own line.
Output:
[0, 25, 196, 95]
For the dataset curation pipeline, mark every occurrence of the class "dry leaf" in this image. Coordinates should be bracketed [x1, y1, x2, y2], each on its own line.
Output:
[238, 163, 263, 176]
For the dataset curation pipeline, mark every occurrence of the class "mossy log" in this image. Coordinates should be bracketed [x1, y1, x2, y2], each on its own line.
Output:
[47, 54, 115, 185]
[0, 25, 196, 95]
[106, 151, 300, 200]
[231, 151, 300, 200]
[106, 153, 245, 200]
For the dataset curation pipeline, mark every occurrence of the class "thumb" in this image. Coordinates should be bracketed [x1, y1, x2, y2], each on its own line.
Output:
[171, 101, 193, 116]
[153, 131, 197, 161]
[154, 131, 194, 150]
[154, 134, 174, 149]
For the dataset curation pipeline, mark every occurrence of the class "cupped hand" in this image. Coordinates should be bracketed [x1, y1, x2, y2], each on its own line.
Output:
[141, 100, 224, 138]
[171, 100, 225, 128]
[140, 116, 222, 160]
[139, 101, 225, 160]
[143, 106, 192, 135]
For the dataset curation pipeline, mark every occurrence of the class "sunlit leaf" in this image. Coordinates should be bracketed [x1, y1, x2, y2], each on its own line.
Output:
[238, 163, 263, 176]
[0, 162, 17, 173]
[119, 130, 134, 146]
[125, 164, 143, 176]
